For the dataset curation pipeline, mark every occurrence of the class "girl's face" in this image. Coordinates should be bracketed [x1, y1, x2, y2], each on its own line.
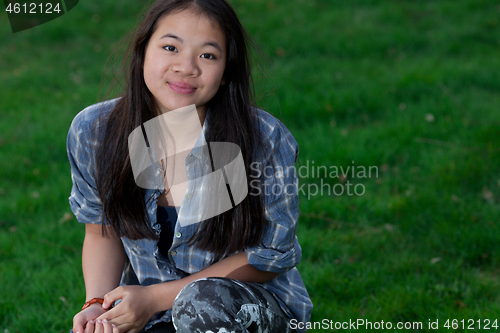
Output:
[143, 8, 227, 115]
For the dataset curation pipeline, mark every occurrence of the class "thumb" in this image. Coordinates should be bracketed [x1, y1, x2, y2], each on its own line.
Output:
[72, 323, 84, 333]
[102, 286, 125, 309]
[72, 314, 86, 333]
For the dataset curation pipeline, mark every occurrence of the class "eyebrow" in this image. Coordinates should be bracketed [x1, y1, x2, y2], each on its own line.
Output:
[160, 33, 223, 53]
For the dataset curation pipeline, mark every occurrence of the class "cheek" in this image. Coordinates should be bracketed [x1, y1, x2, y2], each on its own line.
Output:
[143, 58, 152, 85]
[142, 67, 153, 94]
[143, 59, 161, 91]
[209, 66, 226, 88]
[143, 51, 163, 81]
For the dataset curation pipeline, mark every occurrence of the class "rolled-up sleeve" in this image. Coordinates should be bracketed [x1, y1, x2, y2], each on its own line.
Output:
[67, 110, 103, 225]
[245, 120, 301, 273]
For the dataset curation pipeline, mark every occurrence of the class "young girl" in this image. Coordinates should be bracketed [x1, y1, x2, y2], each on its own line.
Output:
[67, 1, 312, 332]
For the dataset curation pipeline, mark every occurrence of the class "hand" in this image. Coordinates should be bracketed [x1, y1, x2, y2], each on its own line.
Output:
[96, 285, 159, 333]
[73, 304, 108, 333]
[84, 319, 119, 333]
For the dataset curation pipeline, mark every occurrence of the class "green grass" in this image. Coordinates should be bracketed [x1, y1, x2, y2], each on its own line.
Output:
[1, 0, 500, 331]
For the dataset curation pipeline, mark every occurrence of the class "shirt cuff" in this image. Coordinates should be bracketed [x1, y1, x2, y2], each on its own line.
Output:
[245, 240, 302, 274]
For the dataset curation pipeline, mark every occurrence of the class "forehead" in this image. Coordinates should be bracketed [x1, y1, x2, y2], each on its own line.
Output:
[152, 8, 226, 47]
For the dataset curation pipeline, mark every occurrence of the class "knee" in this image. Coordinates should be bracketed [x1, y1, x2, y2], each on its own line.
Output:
[172, 277, 230, 315]
[172, 277, 240, 332]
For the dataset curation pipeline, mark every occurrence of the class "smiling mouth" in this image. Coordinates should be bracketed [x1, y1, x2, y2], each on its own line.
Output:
[168, 82, 197, 94]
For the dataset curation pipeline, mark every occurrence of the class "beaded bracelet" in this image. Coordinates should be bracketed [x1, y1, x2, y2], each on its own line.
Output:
[81, 298, 105, 310]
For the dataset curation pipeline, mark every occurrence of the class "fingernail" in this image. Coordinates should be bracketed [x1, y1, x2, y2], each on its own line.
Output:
[97, 319, 102, 324]
[103, 319, 108, 323]
[112, 324, 116, 328]
[89, 320, 95, 324]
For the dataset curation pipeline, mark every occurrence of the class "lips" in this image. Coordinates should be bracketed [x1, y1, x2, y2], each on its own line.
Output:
[168, 81, 197, 94]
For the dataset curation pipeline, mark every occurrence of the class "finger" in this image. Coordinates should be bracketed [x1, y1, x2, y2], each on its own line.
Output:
[95, 306, 124, 322]
[84, 320, 95, 333]
[101, 319, 114, 333]
[107, 320, 120, 333]
[102, 287, 124, 309]
[73, 313, 87, 333]
[114, 321, 134, 333]
[73, 327, 84, 333]
[73, 322, 84, 333]
[94, 320, 104, 333]
[97, 311, 129, 328]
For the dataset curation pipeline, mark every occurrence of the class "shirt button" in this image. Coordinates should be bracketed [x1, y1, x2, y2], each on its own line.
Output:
[175, 232, 182, 238]
[185, 193, 191, 199]
[170, 251, 177, 256]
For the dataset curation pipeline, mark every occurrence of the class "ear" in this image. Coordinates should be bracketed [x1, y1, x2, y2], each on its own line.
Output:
[220, 77, 227, 86]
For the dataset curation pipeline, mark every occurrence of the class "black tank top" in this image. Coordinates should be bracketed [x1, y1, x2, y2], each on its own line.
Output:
[156, 206, 178, 258]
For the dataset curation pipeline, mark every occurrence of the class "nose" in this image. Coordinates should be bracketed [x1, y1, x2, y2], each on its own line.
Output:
[172, 52, 200, 77]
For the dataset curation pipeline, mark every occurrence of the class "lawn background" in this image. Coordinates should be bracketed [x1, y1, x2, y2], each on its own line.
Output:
[1, 0, 500, 332]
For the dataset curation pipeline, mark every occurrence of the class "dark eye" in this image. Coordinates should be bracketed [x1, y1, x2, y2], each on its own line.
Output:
[163, 45, 177, 52]
[201, 53, 216, 60]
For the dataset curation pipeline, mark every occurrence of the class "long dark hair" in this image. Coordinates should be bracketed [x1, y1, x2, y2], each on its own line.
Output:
[96, 0, 266, 260]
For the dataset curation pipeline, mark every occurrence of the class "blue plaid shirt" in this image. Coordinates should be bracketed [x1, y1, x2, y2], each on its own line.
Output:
[67, 99, 312, 332]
